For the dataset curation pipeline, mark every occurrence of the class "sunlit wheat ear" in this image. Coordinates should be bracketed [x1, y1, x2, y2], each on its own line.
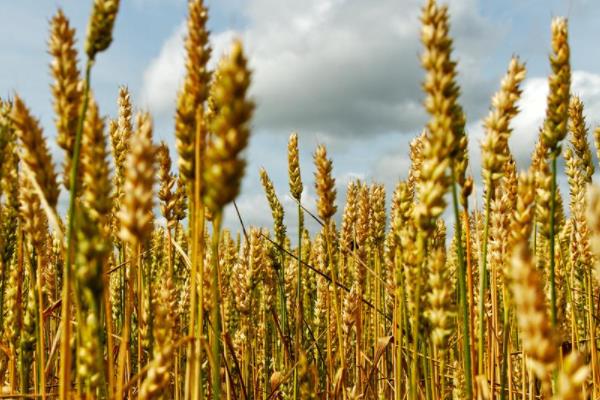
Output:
[530, 137, 548, 171]
[114, 114, 156, 398]
[416, 0, 469, 231]
[0, 110, 19, 292]
[369, 183, 386, 246]
[541, 17, 571, 153]
[481, 57, 526, 183]
[19, 173, 48, 252]
[413, 131, 449, 232]
[508, 171, 535, 252]
[175, 0, 211, 185]
[118, 112, 156, 248]
[503, 157, 518, 207]
[313, 144, 337, 223]
[288, 132, 303, 201]
[173, 174, 187, 223]
[568, 96, 594, 182]
[426, 247, 454, 349]
[203, 39, 254, 214]
[432, 218, 446, 250]
[489, 187, 509, 280]
[421, 0, 464, 155]
[259, 168, 286, 245]
[423, 0, 467, 188]
[534, 154, 553, 238]
[2, 128, 17, 279]
[395, 181, 418, 302]
[108, 87, 133, 244]
[564, 148, 584, 214]
[113, 86, 132, 184]
[391, 181, 413, 239]
[340, 181, 358, 256]
[157, 142, 178, 227]
[11, 95, 59, 208]
[85, 0, 120, 60]
[565, 146, 593, 298]
[355, 182, 369, 289]
[416, 0, 459, 230]
[509, 244, 558, 385]
[259, 232, 276, 305]
[49, 9, 82, 188]
[406, 133, 424, 196]
[232, 229, 262, 337]
[4, 254, 19, 353]
[81, 98, 112, 227]
[140, 277, 175, 399]
[341, 283, 357, 334]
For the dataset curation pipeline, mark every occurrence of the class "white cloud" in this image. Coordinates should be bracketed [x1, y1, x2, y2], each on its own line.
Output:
[140, 23, 186, 113]
[224, 182, 325, 241]
[141, 0, 502, 137]
[508, 71, 600, 169]
[370, 69, 600, 198]
[506, 76, 547, 168]
[140, 24, 237, 115]
[371, 139, 414, 188]
[140, 0, 600, 239]
[223, 193, 272, 230]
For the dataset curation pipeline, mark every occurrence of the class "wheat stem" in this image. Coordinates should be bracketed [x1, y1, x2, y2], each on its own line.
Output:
[549, 153, 558, 327]
[478, 178, 492, 380]
[59, 59, 92, 400]
[451, 163, 473, 399]
[210, 212, 223, 400]
[293, 202, 303, 400]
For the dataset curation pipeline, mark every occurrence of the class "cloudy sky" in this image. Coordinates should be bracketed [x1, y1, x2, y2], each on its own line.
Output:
[2, 0, 600, 237]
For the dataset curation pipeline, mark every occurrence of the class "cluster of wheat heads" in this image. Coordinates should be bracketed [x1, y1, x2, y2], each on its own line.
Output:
[1, 0, 600, 399]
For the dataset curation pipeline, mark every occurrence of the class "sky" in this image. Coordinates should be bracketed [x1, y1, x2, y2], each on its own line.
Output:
[2, 0, 600, 238]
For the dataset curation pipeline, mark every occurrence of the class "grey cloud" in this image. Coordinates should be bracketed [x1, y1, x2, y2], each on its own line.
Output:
[247, 0, 503, 137]
[142, 0, 504, 138]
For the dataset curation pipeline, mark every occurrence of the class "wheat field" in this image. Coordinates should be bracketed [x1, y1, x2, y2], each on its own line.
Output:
[0, 0, 599, 399]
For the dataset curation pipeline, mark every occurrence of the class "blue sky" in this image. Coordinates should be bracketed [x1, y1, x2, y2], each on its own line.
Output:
[2, 0, 600, 236]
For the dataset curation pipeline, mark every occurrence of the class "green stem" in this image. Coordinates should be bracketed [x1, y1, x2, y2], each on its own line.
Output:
[450, 166, 473, 399]
[394, 246, 404, 400]
[423, 341, 432, 400]
[28, 251, 42, 397]
[478, 179, 492, 379]
[119, 246, 124, 332]
[59, 59, 93, 400]
[549, 153, 557, 327]
[324, 221, 346, 397]
[194, 112, 206, 400]
[293, 203, 303, 400]
[410, 233, 425, 400]
[195, 203, 206, 400]
[439, 349, 446, 400]
[211, 212, 223, 400]
[0, 258, 6, 332]
[277, 243, 288, 368]
[263, 304, 273, 400]
[185, 195, 198, 400]
[500, 296, 510, 400]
